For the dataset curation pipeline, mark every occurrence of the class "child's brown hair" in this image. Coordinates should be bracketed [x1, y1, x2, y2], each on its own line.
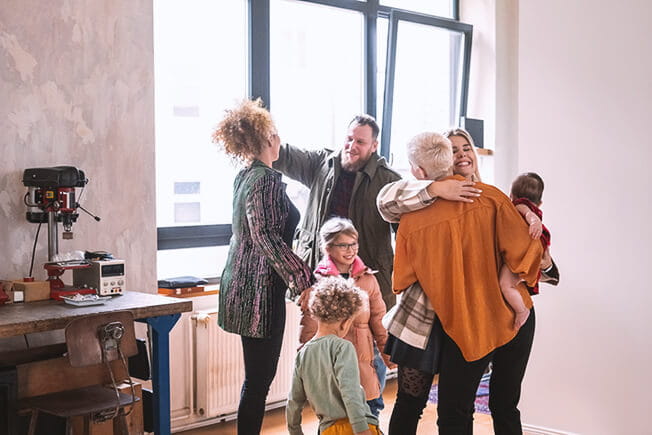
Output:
[511, 172, 545, 205]
[308, 276, 365, 324]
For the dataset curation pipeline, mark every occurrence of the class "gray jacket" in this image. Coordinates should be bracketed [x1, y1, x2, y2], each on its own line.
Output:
[274, 144, 401, 308]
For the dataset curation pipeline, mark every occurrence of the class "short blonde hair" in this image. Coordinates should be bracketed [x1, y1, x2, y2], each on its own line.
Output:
[442, 127, 482, 182]
[309, 277, 365, 324]
[212, 98, 275, 165]
[406, 132, 453, 181]
[319, 217, 358, 256]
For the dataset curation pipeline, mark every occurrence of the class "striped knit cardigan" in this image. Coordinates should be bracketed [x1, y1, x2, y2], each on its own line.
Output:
[219, 160, 314, 338]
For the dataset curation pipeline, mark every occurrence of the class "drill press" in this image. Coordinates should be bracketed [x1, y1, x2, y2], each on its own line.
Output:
[22, 166, 100, 300]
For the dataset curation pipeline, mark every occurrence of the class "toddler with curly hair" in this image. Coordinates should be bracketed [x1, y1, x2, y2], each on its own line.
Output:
[287, 277, 381, 435]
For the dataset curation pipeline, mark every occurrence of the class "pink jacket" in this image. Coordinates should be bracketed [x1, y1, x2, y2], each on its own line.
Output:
[300, 256, 393, 400]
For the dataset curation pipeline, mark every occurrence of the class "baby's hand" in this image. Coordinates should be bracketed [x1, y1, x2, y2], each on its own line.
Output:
[528, 220, 542, 239]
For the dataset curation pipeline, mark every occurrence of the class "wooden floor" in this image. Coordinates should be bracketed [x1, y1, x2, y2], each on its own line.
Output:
[179, 377, 501, 434]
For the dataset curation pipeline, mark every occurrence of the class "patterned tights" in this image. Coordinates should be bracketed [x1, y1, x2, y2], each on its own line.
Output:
[388, 365, 434, 435]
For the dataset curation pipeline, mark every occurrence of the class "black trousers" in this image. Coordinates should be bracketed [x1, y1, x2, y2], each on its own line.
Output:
[437, 308, 536, 435]
[237, 301, 286, 435]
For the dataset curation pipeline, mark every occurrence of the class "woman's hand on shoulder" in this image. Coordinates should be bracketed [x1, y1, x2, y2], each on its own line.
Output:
[428, 179, 481, 203]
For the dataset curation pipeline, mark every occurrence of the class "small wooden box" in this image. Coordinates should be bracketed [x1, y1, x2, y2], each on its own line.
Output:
[12, 281, 51, 302]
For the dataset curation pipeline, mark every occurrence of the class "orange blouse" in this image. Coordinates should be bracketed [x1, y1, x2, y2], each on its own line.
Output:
[393, 175, 543, 361]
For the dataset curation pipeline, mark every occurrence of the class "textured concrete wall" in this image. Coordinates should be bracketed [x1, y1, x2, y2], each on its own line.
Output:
[0, 0, 156, 293]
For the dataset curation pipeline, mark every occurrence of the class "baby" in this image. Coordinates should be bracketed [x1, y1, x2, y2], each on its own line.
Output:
[499, 172, 552, 328]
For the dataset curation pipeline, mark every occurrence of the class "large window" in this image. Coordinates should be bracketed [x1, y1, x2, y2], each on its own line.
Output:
[380, 12, 470, 176]
[154, 0, 247, 278]
[270, 0, 365, 212]
[155, 0, 471, 280]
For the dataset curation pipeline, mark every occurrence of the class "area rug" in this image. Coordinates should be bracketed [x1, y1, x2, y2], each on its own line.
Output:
[429, 379, 490, 414]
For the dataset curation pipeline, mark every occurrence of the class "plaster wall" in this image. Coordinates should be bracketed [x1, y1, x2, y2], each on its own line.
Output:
[517, 1, 652, 433]
[0, 0, 155, 295]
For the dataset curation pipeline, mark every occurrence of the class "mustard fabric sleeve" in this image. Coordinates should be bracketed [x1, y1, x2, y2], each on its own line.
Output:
[496, 201, 544, 287]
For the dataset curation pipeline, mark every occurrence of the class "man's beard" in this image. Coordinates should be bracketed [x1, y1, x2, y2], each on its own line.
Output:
[341, 153, 371, 172]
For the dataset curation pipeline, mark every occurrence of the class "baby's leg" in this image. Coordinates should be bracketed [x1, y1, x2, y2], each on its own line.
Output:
[499, 264, 520, 292]
[498, 265, 530, 330]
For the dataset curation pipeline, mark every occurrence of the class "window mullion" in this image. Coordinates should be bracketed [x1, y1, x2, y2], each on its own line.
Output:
[249, 0, 271, 106]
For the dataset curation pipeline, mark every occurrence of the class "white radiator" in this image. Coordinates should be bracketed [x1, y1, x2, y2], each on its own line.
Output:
[193, 301, 301, 419]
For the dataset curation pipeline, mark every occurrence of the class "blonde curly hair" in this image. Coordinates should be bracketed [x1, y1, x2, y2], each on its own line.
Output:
[309, 276, 365, 324]
[212, 98, 275, 164]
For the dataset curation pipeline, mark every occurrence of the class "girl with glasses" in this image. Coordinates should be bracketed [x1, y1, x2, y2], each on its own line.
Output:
[299, 217, 396, 418]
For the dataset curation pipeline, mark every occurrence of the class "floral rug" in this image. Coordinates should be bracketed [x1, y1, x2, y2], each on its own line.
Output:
[429, 378, 490, 414]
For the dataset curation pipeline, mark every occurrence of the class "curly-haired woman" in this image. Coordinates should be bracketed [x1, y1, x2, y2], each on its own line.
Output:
[212, 99, 314, 434]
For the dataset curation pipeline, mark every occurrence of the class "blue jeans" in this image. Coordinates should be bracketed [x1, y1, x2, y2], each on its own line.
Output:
[366, 345, 387, 417]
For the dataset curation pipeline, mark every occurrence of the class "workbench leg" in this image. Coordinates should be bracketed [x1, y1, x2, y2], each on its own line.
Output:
[139, 313, 180, 435]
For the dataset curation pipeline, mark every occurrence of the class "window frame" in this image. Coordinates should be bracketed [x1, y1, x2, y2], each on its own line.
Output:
[156, 0, 472, 253]
[379, 8, 472, 157]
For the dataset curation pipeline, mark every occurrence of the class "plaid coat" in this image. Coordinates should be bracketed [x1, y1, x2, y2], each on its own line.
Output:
[383, 282, 435, 350]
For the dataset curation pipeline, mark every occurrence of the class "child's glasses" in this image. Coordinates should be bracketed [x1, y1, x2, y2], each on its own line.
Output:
[332, 242, 359, 251]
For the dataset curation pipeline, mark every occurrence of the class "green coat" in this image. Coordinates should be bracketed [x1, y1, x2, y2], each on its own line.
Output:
[274, 144, 401, 308]
[220, 160, 314, 338]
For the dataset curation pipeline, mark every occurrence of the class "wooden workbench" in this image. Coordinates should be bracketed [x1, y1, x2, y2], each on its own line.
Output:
[0, 291, 191, 337]
[0, 291, 192, 435]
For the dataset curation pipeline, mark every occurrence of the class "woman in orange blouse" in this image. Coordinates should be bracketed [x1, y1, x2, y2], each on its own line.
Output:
[384, 132, 542, 434]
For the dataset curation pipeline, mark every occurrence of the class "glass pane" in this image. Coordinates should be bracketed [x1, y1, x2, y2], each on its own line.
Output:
[270, 0, 365, 213]
[388, 21, 462, 177]
[381, 0, 453, 18]
[154, 0, 247, 228]
[157, 246, 230, 280]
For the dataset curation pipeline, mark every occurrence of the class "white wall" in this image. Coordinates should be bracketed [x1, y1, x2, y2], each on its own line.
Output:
[517, 1, 652, 434]
[0, 0, 156, 294]
[462, 0, 519, 191]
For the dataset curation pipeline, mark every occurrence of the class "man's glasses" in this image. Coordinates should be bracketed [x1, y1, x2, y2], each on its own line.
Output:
[332, 242, 359, 251]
